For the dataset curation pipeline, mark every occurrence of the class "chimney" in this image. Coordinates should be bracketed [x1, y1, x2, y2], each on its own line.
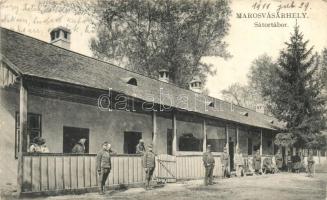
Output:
[158, 69, 170, 83]
[189, 76, 202, 93]
[255, 103, 265, 114]
[50, 26, 71, 50]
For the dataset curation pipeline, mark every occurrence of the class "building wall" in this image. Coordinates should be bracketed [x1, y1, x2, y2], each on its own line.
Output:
[0, 87, 19, 186]
[28, 94, 153, 154]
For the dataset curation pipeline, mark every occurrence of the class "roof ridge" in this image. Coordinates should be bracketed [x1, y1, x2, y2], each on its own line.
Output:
[0, 26, 271, 117]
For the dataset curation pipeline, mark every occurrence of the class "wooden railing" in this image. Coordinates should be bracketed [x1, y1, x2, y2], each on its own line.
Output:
[176, 155, 222, 179]
[22, 153, 145, 193]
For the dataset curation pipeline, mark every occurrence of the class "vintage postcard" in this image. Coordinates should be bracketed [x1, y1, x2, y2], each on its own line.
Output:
[0, 0, 326, 199]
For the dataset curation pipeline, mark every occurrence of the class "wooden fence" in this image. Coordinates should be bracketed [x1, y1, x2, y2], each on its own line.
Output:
[22, 153, 145, 193]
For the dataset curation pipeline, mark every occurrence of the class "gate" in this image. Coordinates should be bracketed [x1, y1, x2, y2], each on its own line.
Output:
[155, 154, 177, 183]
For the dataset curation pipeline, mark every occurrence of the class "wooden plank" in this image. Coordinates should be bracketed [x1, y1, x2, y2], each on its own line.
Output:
[123, 157, 129, 184]
[22, 156, 31, 192]
[31, 156, 40, 192]
[84, 156, 91, 187]
[47, 157, 56, 191]
[113, 156, 119, 185]
[128, 157, 134, 184]
[63, 156, 70, 189]
[133, 156, 138, 183]
[77, 156, 84, 188]
[90, 156, 98, 187]
[70, 156, 77, 189]
[55, 157, 63, 190]
[40, 156, 48, 191]
[118, 157, 124, 184]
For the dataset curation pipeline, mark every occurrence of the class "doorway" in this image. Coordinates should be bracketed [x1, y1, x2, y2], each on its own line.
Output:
[63, 126, 89, 153]
[229, 141, 234, 171]
[124, 132, 142, 154]
[167, 129, 173, 155]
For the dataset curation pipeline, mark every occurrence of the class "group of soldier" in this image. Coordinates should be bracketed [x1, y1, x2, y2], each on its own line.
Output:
[202, 145, 316, 185]
[96, 139, 155, 195]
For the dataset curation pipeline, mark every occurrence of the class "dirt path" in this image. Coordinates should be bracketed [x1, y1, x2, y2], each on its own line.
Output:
[2, 173, 326, 200]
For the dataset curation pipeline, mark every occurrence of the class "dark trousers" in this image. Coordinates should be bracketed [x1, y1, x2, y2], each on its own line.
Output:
[98, 168, 110, 191]
[308, 163, 314, 176]
[204, 165, 214, 185]
[145, 167, 155, 186]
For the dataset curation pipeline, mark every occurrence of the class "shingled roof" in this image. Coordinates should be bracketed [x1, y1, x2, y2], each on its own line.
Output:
[0, 27, 283, 130]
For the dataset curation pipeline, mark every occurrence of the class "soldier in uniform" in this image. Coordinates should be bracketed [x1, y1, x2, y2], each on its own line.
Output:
[275, 149, 283, 171]
[253, 150, 261, 175]
[143, 144, 156, 189]
[136, 139, 146, 154]
[307, 150, 315, 177]
[234, 147, 244, 177]
[202, 145, 215, 185]
[96, 141, 111, 195]
[72, 138, 87, 153]
[221, 147, 230, 178]
[286, 150, 292, 172]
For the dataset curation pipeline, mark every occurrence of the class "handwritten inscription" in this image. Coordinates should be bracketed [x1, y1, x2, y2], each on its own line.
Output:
[236, 0, 311, 28]
[0, 0, 97, 35]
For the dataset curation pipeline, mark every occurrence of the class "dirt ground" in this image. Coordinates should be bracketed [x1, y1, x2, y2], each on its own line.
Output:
[2, 173, 327, 200]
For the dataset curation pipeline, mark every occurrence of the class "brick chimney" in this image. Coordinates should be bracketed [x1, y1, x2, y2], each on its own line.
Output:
[50, 26, 71, 50]
[189, 76, 202, 93]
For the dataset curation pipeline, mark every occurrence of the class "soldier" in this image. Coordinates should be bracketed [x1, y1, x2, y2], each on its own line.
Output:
[307, 150, 315, 177]
[72, 138, 87, 153]
[275, 149, 283, 171]
[253, 150, 261, 175]
[221, 147, 230, 178]
[203, 145, 215, 185]
[96, 142, 111, 195]
[136, 139, 146, 154]
[234, 147, 244, 177]
[143, 144, 156, 189]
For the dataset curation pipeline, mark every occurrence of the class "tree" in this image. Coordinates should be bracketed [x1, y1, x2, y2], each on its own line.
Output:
[90, 0, 231, 88]
[221, 83, 261, 110]
[264, 26, 326, 148]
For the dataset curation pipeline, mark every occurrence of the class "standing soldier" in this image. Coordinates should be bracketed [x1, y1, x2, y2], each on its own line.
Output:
[307, 150, 315, 177]
[234, 148, 244, 177]
[221, 147, 230, 178]
[253, 149, 261, 175]
[275, 149, 283, 172]
[202, 145, 215, 185]
[96, 142, 111, 195]
[136, 139, 146, 154]
[143, 144, 156, 189]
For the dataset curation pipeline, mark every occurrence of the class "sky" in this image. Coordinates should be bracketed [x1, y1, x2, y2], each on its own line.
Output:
[1, 0, 327, 99]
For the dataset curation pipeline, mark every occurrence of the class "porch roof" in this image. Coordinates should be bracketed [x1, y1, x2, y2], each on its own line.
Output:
[0, 27, 284, 131]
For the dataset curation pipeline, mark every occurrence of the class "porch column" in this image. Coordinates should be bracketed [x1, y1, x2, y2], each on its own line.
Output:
[202, 119, 207, 152]
[226, 124, 229, 153]
[152, 111, 157, 152]
[236, 126, 239, 151]
[260, 129, 263, 156]
[18, 78, 28, 194]
[172, 110, 177, 155]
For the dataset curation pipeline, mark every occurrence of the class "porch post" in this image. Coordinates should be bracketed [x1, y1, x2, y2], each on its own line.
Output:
[18, 78, 28, 194]
[172, 110, 177, 155]
[260, 129, 263, 156]
[152, 111, 157, 152]
[226, 124, 229, 153]
[202, 119, 206, 152]
[236, 126, 239, 151]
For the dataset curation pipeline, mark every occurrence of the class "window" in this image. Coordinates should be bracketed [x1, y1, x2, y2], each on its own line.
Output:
[63, 126, 89, 153]
[15, 113, 42, 158]
[179, 133, 202, 151]
[55, 31, 60, 38]
[206, 125, 226, 152]
[50, 32, 55, 40]
[124, 132, 142, 154]
[64, 31, 68, 39]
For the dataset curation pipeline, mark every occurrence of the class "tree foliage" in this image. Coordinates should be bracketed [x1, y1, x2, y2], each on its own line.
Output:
[259, 26, 326, 148]
[90, 0, 231, 88]
[221, 83, 262, 110]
